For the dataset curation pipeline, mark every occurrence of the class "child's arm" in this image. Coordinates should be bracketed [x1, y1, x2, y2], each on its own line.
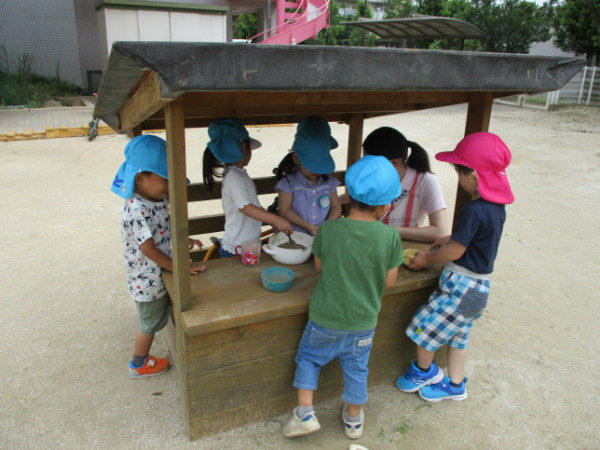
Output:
[408, 238, 466, 270]
[392, 208, 448, 243]
[278, 191, 319, 236]
[314, 256, 322, 272]
[240, 204, 293, 235]
[325, 191, 342, 221]
[139, 239, 206, 274]
[385, 266, 399, 287]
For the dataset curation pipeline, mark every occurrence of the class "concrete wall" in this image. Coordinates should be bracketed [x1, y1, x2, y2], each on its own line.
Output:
[0, 0, 91, 88]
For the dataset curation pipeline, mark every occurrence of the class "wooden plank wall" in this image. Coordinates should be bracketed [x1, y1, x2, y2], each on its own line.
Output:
[183, 286, 445, 440]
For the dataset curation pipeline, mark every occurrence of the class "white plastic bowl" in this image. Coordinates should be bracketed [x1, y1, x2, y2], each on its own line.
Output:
[262, 231, 314, 265]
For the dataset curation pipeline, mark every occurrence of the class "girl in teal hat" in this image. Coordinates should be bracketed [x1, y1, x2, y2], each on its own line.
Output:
[203, 118, 292, 257]
[274, 116, 341, 236]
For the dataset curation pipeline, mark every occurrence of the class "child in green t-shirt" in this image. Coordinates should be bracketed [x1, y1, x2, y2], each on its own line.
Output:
[283, 155, 405, 440]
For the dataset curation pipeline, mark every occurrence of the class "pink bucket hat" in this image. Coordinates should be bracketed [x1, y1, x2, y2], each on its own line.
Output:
[435, 132, 514, 205]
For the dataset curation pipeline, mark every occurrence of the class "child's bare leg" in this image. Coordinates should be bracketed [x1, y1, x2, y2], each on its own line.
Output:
[416, 345, 435, 369]
[447, 347, 467, 383]
[134, 331, 154, 357]
[298, 388, 314, 406]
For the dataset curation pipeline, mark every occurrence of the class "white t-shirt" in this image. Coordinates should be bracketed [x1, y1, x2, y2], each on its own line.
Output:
[120, 193, 171, 302]
[221, 166, 262, 253]
[382, 167, 446, 228]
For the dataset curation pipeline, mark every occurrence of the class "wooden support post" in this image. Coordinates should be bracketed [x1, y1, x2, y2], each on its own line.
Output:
[453, 93, 493, 227]
[347, 114, 364, 167]
[164, 97, 192, 438]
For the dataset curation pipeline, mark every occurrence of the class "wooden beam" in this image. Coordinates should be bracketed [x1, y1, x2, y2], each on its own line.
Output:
[165, 97, 193, 440]
[347, 114, 364, 168]
[453, 92, 494, 227]
[120, 70, 172, 131]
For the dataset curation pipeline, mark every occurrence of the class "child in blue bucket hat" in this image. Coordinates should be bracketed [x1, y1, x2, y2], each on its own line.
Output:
[284, 155, 405, 440]
[273, 116, 342, 236]
[111, 135, 205, 379]
[203, 118, 292, 257]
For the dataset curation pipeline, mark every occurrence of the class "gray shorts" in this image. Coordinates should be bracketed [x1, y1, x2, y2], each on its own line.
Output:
[135, 293, 172, 335]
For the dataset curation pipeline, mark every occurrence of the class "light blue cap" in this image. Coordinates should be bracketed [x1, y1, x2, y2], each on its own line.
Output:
[110, 135, 189, 199]
[292, 116, 338, 174]
[207, 118, 261, 163]
[345, 155, 402, 206]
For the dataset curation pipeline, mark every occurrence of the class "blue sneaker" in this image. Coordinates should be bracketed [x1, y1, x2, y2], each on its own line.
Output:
[396, 360, 444, 393]
[419, 376, 468, 402]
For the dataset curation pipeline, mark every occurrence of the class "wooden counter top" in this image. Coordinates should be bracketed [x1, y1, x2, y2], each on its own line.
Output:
[163, 242, 441, 337]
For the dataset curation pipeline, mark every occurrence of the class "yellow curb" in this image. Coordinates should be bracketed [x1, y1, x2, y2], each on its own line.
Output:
[1, 125, 117, 142]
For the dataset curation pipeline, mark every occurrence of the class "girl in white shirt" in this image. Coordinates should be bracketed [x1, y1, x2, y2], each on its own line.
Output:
[203, 118, 292, 257]
[363, 127, 448, 242]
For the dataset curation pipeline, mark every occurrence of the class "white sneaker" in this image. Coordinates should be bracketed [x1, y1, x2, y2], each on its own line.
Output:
[343, 406, 364, 439]
[283, 407, 321, 438]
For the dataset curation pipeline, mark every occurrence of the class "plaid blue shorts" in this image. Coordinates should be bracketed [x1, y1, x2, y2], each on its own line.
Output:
[406, 263, 490, 351]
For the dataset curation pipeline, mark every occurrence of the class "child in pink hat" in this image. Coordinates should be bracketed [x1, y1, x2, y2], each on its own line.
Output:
[396, 132, 513, 402]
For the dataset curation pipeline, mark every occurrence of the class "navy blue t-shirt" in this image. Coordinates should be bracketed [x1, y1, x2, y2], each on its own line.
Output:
[451, 199, 506, 274]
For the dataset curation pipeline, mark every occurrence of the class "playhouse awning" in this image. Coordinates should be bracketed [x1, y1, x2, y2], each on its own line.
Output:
[93, 42, 585, 133]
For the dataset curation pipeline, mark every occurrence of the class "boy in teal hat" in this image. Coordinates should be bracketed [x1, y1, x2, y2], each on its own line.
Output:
[283, 155, 404, 440]
[111, 135, 205, 378]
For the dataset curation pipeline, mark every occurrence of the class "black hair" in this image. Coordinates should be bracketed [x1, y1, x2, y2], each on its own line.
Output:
[274, 152, 297, 180]
[362, 127, 432, 173]
[453, 163, 475, 175]
[273, 152, 329, 181]
[348, 196, 377, 212]
[203, 147, 225, 192]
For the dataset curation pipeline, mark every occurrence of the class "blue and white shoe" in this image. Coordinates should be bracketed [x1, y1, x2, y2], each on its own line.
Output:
[283, 407, 321, 438]
[396, 360, 444, 393]
[419, 376, 468, 402]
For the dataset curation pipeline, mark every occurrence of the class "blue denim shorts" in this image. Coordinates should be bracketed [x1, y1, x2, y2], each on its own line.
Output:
[406, 264, 490, 351]
[293, 320, 375, 405]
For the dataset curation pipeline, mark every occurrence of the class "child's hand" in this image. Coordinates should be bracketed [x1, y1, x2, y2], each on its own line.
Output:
[273, 217, 293, 235]
[408, 251, 428, 270]
[307, 224, 319, 236]
[189, 238, 203, 250]
[190, 261, 206, 274]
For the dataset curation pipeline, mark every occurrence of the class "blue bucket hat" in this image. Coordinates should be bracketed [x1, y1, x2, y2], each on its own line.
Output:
[345, 155, 402, 206]
[110, 135, 188, 199]
[207, 118, 262, 163]
[292, 116, 338, 174]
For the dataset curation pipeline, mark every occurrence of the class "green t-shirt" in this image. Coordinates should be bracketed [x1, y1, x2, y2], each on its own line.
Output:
[309, 217, 404, 331]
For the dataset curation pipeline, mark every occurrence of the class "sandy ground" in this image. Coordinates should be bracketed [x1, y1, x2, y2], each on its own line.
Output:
[1, 103, 599, 449]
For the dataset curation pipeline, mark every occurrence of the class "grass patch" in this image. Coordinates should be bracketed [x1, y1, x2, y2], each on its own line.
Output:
[396, 420, 412, 434]
[0, 46, 83, 108]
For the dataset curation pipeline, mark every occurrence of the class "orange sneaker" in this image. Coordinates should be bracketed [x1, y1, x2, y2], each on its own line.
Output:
[128, 355, 170, 378]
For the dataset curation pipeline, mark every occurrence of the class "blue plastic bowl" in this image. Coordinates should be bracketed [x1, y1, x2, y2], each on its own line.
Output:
[260, 266, 295, 293]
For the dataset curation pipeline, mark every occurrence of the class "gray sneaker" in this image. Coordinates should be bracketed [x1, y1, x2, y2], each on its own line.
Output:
[283, 407, 321, 438]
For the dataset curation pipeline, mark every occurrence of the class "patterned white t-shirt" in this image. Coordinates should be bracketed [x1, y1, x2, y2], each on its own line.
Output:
[120, 193, 171, 302]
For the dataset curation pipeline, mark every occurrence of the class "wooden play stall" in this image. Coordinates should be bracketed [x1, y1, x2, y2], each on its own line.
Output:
[94, 43, 584, 440]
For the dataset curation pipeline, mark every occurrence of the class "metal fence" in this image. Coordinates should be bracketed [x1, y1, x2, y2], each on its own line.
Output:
[496, 66, 600, 110]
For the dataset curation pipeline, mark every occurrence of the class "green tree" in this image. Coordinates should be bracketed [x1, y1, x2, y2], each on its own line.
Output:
[233, 13, 257, 40]
[552, 0, 600, 63]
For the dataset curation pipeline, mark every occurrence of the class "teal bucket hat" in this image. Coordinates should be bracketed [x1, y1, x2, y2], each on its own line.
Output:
[292, 116, 338, 174]
[345, 155, 402, 206]
[207, 118, 262, 163]
[110, 135, 189, 199]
